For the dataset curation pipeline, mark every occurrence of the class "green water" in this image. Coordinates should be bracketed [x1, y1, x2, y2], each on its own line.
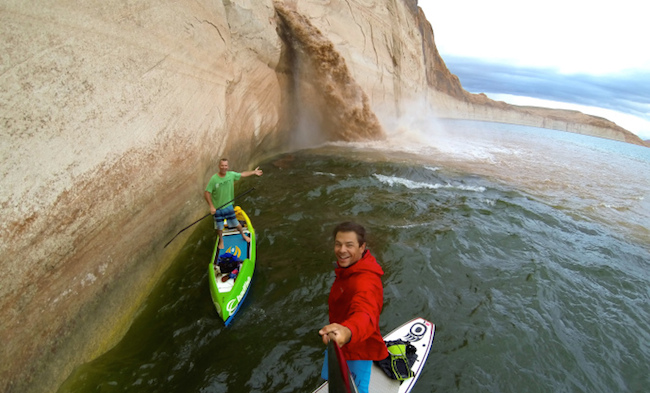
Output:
[59, 121, 650, 392]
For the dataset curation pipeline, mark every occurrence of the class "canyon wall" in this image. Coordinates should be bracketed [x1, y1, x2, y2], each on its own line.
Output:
[1, 1, 289, 391]
[0, 0, 645, 392]
[305, 3, 647, 147]
[281, 1, 647, 147]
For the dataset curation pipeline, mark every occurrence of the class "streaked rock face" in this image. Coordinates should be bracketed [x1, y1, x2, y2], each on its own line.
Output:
[0, 0, 644, 392]
[1, 1, 286, 391]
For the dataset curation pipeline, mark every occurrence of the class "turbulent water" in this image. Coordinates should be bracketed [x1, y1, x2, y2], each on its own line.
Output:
[59, 120, 650, 393]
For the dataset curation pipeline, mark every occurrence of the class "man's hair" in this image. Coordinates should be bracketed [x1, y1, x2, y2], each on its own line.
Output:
[220, 158, 228, 163]
[333, 221, 367, 246]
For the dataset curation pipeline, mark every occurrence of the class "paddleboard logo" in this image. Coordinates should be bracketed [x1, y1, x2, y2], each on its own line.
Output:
[403, 322, 428, 342]
[226, 246, 242, 259]
[226, 276, 251, 314]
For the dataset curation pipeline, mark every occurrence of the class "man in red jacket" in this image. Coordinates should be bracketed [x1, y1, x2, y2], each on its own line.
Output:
[319, 222, 388, 392]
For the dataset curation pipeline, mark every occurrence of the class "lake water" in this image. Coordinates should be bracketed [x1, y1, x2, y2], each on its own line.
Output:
[58, 120, 650, 392]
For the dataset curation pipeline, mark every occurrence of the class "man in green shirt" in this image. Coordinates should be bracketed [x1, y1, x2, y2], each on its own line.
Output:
[204, 158, 263, 249]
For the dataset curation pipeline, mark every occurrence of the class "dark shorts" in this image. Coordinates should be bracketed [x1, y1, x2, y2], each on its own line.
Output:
[213, 205, 239, 230]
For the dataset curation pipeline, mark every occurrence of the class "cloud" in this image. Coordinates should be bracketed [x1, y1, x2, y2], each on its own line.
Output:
[419, 1, 650, 75]
[442, 56, 650, 138]
[416, 1, 650, 139]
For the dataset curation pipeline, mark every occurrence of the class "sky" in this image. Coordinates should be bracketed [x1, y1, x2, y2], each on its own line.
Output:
[418, 1, 650, 140]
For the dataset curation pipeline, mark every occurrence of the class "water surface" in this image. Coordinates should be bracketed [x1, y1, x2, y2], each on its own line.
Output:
[59, 121, 650, 393]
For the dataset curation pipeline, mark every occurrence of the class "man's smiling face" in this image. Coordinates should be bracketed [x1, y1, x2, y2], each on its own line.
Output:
[334, 231, 366, 268]
[218, 160, 229, 176]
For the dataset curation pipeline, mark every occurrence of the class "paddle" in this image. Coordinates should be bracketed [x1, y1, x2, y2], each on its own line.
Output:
[163, 187, 255, 248]
[327, 335, 359, 393]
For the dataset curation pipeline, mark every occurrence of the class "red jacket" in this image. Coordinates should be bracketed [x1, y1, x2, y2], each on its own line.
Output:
[329, 250, 389, 361]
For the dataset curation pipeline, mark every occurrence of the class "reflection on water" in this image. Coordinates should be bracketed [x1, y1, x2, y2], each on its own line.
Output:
[59, 121, 649, 393]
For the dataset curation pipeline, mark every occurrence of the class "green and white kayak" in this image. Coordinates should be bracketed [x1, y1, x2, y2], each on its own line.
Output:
[208, 206, 256, 326]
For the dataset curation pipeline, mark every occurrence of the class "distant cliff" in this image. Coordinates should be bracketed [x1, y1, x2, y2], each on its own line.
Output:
[414, 7, 648, 147]
[0, 1, 645, 392]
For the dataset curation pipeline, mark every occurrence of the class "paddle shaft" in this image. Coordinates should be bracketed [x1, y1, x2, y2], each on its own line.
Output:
[163, 187, 255, 248]
[327, 333, 359, 393]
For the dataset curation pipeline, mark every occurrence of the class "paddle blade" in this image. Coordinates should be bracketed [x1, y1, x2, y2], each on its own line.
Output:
[327, 340, 359, 393]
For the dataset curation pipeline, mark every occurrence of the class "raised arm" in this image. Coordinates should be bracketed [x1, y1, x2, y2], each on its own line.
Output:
[240, 166, 263, 177]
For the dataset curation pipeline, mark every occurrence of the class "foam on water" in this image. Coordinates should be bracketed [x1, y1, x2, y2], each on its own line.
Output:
[374, 174, 486, 193]
[325, 113, 649, 244]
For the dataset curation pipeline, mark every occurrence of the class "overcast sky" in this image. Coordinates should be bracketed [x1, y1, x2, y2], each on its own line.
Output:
[418, 1, 650, 139]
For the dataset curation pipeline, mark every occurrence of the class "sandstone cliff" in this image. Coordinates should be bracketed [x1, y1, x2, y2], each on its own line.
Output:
[0, 1, 644, 392]
[1, 1, 288, 391]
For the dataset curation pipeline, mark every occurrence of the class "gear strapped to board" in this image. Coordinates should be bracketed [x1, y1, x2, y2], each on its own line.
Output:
[215, 252, 242, 274]
[374, 339, 418, 381]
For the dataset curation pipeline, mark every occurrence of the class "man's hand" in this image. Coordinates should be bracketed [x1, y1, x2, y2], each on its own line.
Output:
[241, 167, 263, 177]
[204, 191, 217, 215]
[319, 323, 352, 347]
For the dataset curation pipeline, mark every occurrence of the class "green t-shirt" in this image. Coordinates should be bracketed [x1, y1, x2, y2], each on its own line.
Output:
[205, 171, 241, 209]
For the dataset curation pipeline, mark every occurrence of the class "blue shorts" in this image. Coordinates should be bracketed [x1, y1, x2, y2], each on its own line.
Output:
[213, 205, 239, 230]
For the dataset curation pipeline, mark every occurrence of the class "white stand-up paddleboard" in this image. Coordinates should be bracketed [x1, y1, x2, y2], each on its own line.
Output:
[313, 318, 435, 393]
